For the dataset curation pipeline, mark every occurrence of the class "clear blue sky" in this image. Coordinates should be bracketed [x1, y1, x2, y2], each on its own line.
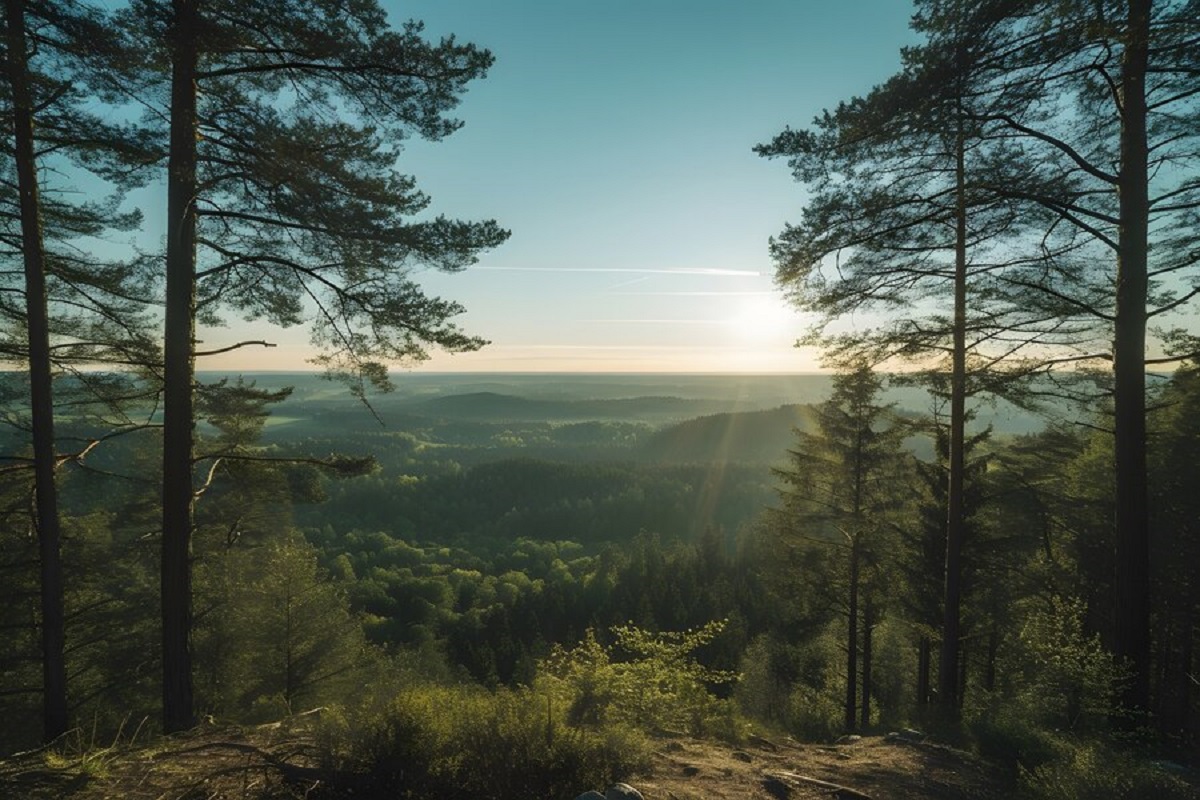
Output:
[210, 1, 920, 373]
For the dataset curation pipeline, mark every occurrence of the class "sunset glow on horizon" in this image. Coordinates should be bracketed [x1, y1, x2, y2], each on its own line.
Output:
[184, 2, 919, 375]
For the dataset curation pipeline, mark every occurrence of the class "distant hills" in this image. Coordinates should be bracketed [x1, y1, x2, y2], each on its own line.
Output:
[409, 391, 730, 423]
[641, 404, 815, 464]
[203, 373, 1056, 451]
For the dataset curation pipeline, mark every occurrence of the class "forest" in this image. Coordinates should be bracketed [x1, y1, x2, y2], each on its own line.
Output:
[1, 1, 1199, 799]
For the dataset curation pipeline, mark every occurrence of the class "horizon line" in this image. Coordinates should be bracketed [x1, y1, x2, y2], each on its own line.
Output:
[192, 369, 833, 376]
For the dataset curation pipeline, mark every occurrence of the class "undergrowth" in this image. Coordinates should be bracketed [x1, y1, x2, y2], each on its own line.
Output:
[1020, 739, 1196, 800]
[43, 715, 150, 779]
[323, 683, 648, 800]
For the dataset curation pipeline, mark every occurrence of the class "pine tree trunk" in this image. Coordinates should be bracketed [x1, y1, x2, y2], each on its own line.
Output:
[985, 627, 998, 694]
[917, 636, 931, 708]
[939, 100, 968, 716]
[1153, 614, 1170, 727]
[1181, 608, 1194, 737]
[957, 637, 968, 708]
[860, 599, 873, 730]
[5, 0, 68, 742]
[845, 542, 859, 732]
[1112, 0, 1151, 719]
[162, 0, 200, 734]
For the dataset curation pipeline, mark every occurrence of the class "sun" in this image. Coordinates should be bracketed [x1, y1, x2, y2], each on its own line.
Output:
[726, 295, 799, 342]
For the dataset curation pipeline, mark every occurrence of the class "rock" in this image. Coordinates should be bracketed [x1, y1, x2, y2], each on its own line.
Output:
[749, 733, 781, 751]
[1151, 760, 1190, 775]
[575, 793, 606, 800]
[760, 775, 791, 799]
[886, 728, 925, 742]
[682, 765, 700, 776]
[836, 734, 863, 745]
[732, 750, 753, 762]
[605, 783, 644, 800]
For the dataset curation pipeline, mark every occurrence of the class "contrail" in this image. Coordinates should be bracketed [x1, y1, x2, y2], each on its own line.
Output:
[605, 276, 652, 290]
[586, 318, 728, 325]
[610, 291, 777, 297]
[474, 266, 764, 277]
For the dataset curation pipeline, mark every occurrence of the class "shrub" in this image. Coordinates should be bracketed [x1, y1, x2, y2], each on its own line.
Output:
[1007, 596, 1126, 730]
[538, 621, 745, 739]
[968, 709, 1059, 779]
[734, 636, 787, 724]
[783, 683, 843, 743]
[1021, 740, 1197, 800]
[337, 682, 648, 800]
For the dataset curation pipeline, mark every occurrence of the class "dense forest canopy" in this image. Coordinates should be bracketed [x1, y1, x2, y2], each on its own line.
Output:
[0, 2, 1198, 799]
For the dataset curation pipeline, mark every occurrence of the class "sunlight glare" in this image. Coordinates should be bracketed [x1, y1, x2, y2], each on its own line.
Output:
[726, 295, 798, 342]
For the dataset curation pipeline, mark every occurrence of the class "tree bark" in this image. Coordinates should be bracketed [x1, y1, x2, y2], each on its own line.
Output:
[917, 636, 931, 708]
[939, 100, 968, 716]
[845, 541, 859, 732]
[5, 0, 68, 742]
[957, 636, 968, 708]
[162, 0, 200, 734]
[1112, 0, 1151, 720]
[985, 627, 998, 694]
[1181, 608, 1193, 737]
[860, 598, 874, 730]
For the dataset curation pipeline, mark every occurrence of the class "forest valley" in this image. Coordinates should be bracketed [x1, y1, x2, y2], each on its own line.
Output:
[1, 1, 1199, 799]
[2, 369, 1200, 799]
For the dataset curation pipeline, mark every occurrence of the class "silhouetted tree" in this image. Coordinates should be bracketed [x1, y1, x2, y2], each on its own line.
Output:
[1, 0, 156, 741]
[756, 1, 1095, 712]
[122, 0, 508, 731]
[773, 364, 904, 731]
[925, 0, 1200, 715]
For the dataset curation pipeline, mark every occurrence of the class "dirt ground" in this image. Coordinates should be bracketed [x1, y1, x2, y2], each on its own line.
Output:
[632, 732, 1010, 800]
[0, 721, 1016, 800]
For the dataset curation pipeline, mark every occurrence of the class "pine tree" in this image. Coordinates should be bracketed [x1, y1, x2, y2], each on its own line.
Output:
[755, 2, 1096, 712]
[773, 363, 904, 731]
[0, 0, 157, 741]
[928, 0, 1200, 716]
[117, 0, 509, 731]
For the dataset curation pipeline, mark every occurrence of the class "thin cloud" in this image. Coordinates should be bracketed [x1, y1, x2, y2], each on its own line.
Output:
[474, 266, 764, 276]
[605, 275, 652, 290]
[586, 318, 726, 324]
[516, 344, 737, 351]
[609, 290, 776, 296]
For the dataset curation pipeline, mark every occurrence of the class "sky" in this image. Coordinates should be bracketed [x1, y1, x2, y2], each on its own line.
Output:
[208, 1, 921, 374]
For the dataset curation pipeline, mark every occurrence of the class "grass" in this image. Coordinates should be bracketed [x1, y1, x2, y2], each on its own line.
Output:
[42, 715, 151, 780]
[325, 682, 650, 800]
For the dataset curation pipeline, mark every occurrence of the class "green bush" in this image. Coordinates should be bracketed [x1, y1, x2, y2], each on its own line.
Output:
[1007, 596, 1126, 730]
[337, 682, 648, 800]
[538, 621, 745, 740]
[783, 683, 843, 743]
[968, 710, 1059, 779]
[1022, 740, 1197, 800]
[734, 636, 787, 725]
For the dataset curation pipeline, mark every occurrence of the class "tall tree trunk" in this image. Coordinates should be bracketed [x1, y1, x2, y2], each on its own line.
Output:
[939, 101, 968, 715]
[958, 636, 968, 708]
[917, 636, 931, 708]
[162, 0, 200, 734]
[1112, 0, 1151, 720]
[5, 0, 68, 742]
[1181, 607, 1194, 737]
[984, 626, 998, 694]
[845, 541, 859, 732]
[860, 598, 874, 730]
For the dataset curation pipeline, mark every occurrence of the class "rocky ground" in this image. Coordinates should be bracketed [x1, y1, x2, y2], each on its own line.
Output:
[629, 732, 1009, 800]
[0, 723, 1017, 800]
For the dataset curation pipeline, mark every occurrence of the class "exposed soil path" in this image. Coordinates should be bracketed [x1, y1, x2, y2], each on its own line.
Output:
[0, 724, 1013, 800]
[634, 733, 1009, 800]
